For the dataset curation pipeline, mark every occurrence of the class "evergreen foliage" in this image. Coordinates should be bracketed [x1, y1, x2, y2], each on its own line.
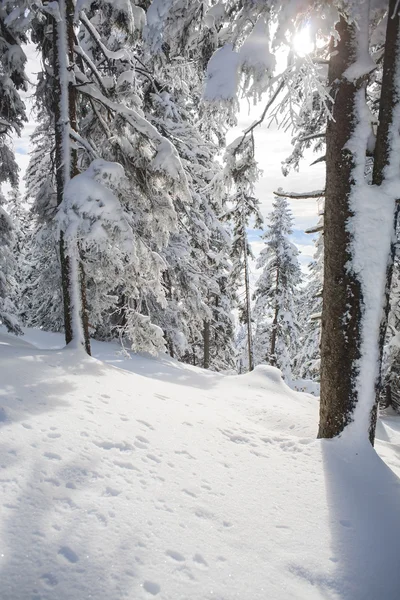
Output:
[253, 196, 302, 379]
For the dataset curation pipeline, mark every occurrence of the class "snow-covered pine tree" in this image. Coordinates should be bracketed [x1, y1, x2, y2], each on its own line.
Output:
[19, 111, 65, 331]
[23, 0, 196, 355]
[224, 135, 263, 372]
[295, 226, 323, 382]
[0, 1, 29, 333]
[381, 225, 400, 412]
[0, 189, 21, 333]
[142, 1, 236, 370]
[253, 195, 302, 380]
[6, 186, 28, 314]
[139, 76, 235, 370]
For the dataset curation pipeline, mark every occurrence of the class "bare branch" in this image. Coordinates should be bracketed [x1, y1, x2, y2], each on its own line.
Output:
[305, 224, 324, 234]
[298, 132, 326, 143]
[310, 155, 326, 166]
[232, 79, 286, 155]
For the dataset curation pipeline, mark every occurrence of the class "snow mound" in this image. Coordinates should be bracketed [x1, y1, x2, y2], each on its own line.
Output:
[231, 364, 291, 388]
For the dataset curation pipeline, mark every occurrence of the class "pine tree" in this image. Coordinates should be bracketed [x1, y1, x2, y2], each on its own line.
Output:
[0, 1, 29, 334]
[224, 135, 263, 372]
[295, 226, 324, 382]
[24, 0, 194, 355]
[253, 196, 302, 380]
[143, 2, 236, 369]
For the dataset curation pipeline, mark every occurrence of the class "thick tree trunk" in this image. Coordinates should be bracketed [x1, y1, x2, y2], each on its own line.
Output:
[318, 17, 364, 439]
[53, 15, 73, 345]
[53, 0, 91, 354]
[370, 0, 400, 439]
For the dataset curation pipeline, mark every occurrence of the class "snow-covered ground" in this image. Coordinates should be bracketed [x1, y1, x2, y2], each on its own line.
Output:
[0, 327, 399, 600]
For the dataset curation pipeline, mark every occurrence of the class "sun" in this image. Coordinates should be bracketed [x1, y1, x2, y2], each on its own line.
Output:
[292, 25, 315, 57]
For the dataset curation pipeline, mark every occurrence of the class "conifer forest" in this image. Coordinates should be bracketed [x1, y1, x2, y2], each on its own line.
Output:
[1, 2, 400, 599]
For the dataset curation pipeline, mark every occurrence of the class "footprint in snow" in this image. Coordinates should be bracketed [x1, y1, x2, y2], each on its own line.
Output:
[175, 450, 196, 460]
[113, 460, 139, 471]
[166, 550, 185, 562]
[58, 546, 79, 563]
[134, 438, 148, 450]
[40, 573, 58, 588]
[136, 419, 155, 430]
[143, 581, 160, 596]
[193, 553, 208, 568]
[103, 486, 121, 497]
[146, 453, 161, 464]
[93, 440, 133, 452]
[43, 452, 62, 461]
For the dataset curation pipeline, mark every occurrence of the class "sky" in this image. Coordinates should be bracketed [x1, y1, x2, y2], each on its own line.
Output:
[231, 105, 325, 289]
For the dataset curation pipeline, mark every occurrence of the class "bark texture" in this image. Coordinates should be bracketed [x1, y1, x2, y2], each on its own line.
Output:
[53, 19, 73, 346]
[203, 320, 210, 369]
[318, 18, 364, 439]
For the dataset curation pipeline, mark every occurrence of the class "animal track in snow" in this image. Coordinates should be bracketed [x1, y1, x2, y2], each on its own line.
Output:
[136, 435, 149, 443]
[58, 546, 79, 563]
[146, 454, 161, 464]
[43, 478, 60, 487]
[165, 549, 185, 562]
[193, 553, 208, 568]
[175, 450, 196, 460]
[93, 440, 133, 452]
[134, 439, 148, 450]
[194, 507, 214, 520]
[143, 580, 160, 595]
[137, 419, 154, 430]
[40, 573, 58, 587]
[113, 460, 139, 471]
[103, 486, 121, 497]
[43, 452, 61, 461]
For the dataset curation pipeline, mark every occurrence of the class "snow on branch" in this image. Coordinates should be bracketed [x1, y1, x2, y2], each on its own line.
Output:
[57, 159, 134, 250]
[73, 72, 190, 195]
[274, 188, 325, 199]
[305, 224, 324, 234]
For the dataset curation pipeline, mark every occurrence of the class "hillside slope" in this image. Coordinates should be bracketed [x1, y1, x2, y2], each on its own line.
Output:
[0, 329, 399, 600]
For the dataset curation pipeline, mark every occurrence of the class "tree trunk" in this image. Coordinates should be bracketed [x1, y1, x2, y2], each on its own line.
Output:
[242, 212, 254, 371]
[319, 17, 364, 439]
[270, 264, 280, 367]
[370, 0, 400, 439]
[53, 0, 91, 354]
[203, 320, 210, 369]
